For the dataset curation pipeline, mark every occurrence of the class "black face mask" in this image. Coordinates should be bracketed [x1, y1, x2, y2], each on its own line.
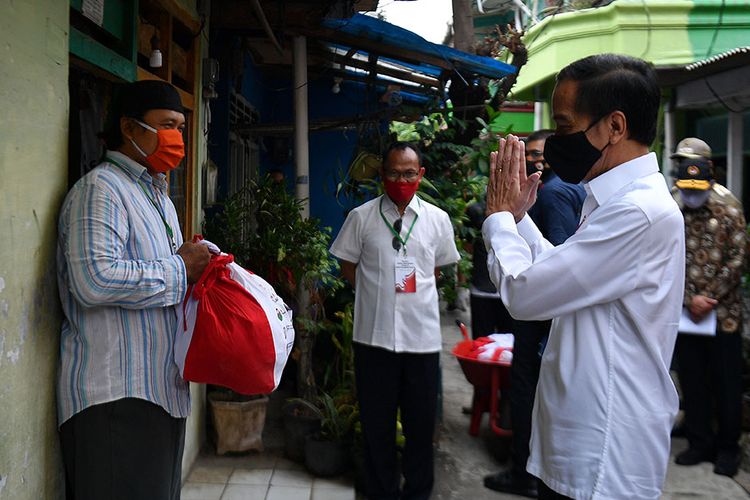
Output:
[526, 160, 543, 177]
[544, 117, 610, 184]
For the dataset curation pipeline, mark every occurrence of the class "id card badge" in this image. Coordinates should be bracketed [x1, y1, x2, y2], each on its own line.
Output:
[395, 255, 417, 293]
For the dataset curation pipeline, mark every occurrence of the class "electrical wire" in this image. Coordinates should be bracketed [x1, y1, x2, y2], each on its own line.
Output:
[705, 0, 727, 58]
[639, 0, 652, 59]
[500, 2, 564, 100]
[517, 2, 564, 53]
[703, 77, 745, 113]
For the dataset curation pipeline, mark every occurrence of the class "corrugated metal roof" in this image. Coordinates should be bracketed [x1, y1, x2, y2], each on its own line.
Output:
[685, 46, 750, 71]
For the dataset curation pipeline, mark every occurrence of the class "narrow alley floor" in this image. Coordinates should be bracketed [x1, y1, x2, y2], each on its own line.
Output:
[182, 303, 750, 499]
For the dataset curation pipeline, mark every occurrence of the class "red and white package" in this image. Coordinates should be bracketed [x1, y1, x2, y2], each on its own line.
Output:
[175, 240, 295, 395]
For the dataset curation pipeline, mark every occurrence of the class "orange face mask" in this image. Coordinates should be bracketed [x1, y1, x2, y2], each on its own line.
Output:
[131, 119, 185, 173]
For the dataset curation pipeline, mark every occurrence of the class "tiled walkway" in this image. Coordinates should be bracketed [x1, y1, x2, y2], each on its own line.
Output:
[181, 448, 355, 500]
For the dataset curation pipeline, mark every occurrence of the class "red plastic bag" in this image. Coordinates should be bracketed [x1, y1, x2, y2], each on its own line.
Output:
[176, 252, 295, 395]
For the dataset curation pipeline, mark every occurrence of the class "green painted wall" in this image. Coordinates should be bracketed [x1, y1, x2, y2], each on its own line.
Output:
[182, 10, 209, 481]
[0, 1, 70, 499]
[493, 110, 535, 134]
[509, 0, 750, 101]
[1, 0, 209, 495]
[687, 0, 750, 58]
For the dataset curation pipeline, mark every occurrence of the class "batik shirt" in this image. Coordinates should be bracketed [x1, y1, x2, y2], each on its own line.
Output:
[673, 183, 747, 333]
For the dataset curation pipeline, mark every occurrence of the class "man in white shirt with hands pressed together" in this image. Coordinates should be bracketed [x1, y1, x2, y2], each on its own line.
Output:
[330, 142, 459, 500]
[482, 54, 685, 499]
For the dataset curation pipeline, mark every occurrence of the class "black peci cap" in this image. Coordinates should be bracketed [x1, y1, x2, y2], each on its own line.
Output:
[120, 80, 184, 118]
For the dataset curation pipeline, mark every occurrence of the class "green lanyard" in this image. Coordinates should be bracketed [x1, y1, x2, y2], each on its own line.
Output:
[107, 157, 176, 252]
[379, 197, 418, 248]
[136, 182, 176, 250]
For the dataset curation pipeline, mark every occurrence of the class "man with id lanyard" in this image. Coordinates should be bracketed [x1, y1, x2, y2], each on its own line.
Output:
[57, 80, 209, 499]
[330, 142, 460, 500]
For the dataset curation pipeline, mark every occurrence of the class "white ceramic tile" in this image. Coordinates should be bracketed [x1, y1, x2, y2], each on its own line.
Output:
[266, 485, 311, 500]
[274, 456, 306, 471]
[228, 468, 274, 485]
[312, 477, 351, 489]
[187, 464, 235, 484]
[270, 468, 314, 488]
[219, 484, 269, 500]
[181, 482, 226, 500]
[311, 487, 355, 500]
[238, 451, 280, 469]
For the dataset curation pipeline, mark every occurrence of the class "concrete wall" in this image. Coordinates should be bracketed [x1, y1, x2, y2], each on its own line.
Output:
[0, 1, 70, 499]
[182, 9, 210, 479]
[0, 0, 210, 494]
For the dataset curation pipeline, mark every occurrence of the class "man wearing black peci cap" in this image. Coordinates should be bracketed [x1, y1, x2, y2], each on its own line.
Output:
[57, 80, 210, 499]
[670, 138, 747, 477]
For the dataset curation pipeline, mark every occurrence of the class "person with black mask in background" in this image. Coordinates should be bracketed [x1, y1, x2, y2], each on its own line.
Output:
[525, 130, 586, 246]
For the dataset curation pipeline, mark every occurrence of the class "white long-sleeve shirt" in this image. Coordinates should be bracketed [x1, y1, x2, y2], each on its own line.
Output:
[482, 153, 685, 499]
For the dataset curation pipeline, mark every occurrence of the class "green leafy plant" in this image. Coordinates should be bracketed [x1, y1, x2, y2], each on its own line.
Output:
[203, 178, 341, 297]
[287, 392, 357, 443]
[319, 303, 354, 391]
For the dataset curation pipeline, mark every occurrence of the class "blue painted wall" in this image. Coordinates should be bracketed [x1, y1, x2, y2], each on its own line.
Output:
[209, 35, 386, 236]
[249, 75, 385, 235]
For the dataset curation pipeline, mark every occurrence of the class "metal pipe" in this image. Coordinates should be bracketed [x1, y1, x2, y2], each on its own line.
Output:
[250, 0, 284, 56]
[293, 36, 310, 219]
[662, 99, 675, 177]
[533, 101, 543, 131]
[727, 111, 744, 199]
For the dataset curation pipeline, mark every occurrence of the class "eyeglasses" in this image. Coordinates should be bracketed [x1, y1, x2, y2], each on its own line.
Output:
[392, 217, 403, 251]
[384, 171, 420, 182]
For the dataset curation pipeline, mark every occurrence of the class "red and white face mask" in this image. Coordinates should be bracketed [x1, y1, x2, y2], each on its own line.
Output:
[131, 119, 185, 173]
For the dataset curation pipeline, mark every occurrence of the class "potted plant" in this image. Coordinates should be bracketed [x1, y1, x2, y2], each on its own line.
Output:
[207, 387, 269, 455]
[302, 392, 358, 477]
[282, 397, 322, 463]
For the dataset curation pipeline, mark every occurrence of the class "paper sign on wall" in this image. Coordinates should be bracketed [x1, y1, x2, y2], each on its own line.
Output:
[82, 0, 105, 27]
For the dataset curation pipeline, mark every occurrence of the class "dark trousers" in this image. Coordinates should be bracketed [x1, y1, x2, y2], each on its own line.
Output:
[674, 331, 743, 454]
[354, 343, 439, 500]
[60, 398, 186, 500]
[470, 294, 514, 339]
[510, 319, 551, 480]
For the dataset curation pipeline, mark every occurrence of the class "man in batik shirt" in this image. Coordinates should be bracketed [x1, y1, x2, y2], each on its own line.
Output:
[671, 137, 747, 478]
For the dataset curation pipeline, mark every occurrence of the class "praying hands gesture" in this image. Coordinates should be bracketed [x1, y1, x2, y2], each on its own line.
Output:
[485, 135, 542, 222]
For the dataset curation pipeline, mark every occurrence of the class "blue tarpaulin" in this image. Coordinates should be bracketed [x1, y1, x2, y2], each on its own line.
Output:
[320, 13, 516, 81]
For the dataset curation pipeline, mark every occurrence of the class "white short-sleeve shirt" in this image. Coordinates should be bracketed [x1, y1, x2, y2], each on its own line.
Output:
[330, 195, 460, 353]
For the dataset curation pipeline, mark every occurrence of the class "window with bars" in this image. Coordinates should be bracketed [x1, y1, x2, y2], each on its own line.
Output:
[228, 91, 260, 196]
[228, 91, 260, 241]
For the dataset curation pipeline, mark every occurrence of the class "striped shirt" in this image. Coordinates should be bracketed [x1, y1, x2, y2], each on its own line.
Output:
[56, 150, 190, 425]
